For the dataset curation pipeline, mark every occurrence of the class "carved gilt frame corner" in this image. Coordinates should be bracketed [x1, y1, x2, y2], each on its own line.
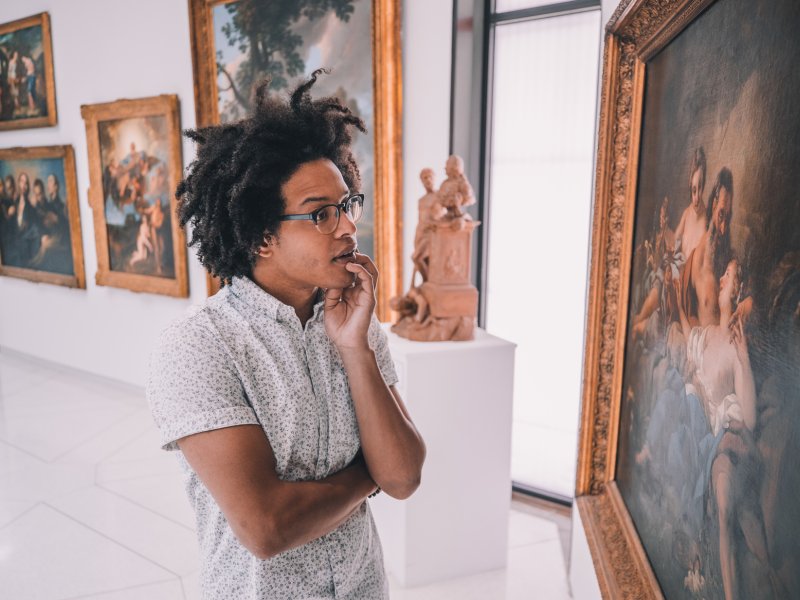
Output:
[187, 0, 403, 321]
[574, 0, 717, 597]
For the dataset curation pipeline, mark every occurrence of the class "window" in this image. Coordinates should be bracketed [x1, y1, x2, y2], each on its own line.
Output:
[452, 0, 602, 501]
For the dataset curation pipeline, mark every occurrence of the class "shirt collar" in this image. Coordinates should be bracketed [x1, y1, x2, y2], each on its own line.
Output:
[229, 276, 325, 324]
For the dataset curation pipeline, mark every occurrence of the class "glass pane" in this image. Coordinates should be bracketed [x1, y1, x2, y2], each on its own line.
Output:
[485, 10, 601, 498]
[495, 0, 566, 13]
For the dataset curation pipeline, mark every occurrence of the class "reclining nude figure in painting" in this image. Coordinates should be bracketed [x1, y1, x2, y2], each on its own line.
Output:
[638, 257, 786, 598]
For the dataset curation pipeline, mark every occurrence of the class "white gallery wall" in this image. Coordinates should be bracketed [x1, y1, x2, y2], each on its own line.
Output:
[0, 0, 452, 387]
[0, 0, 204, 386]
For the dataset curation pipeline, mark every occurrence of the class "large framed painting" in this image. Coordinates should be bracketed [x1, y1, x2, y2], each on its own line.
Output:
[81, 95, 189, 298]
[187, 0, 403, 319]
[576, 0, 800, 598]
[0, 145, 85, 288]
[0, 13, 57, 131]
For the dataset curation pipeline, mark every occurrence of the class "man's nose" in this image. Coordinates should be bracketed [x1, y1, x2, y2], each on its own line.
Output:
[336, 209, 358, 236]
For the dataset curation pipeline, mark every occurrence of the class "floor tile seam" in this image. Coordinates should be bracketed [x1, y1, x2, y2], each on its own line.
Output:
[53, 575, 180, 600]
[179, 574, 190, 600]
[0, 350, 147, 396]
[60, 423, 156, 467]
[96, 429, 172, 467]
[0, 383, 146, 412]
[96, 455, 176, 470]
[43, 502, 186, 579]
[507, 534, 561, 549]
[0, 372, 61, 399]
[95, 466, 185, 487]
[46, 406, 147, 463]
[94, 482, 196, 532]
[0, 437, 51, 463]
[0, 501, 42, 531]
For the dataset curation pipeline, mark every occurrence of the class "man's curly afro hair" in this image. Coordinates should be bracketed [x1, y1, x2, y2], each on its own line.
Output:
[176, 69, 366, 284]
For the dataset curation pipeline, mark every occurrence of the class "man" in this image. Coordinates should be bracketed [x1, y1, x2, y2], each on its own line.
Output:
[410, 167, 445, 280]
[46, 173, 61, 205]
[16, 173, 43, 265]
[147, 71, 425, 599]
[680, 167, 733, 327]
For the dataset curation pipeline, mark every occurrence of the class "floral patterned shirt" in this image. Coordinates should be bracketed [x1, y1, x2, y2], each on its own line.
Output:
[146, 276, 397, 599]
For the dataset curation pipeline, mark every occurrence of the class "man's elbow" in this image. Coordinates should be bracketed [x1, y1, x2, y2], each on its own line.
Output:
[380, 473, 422, 500]
[239, 514, 288, 560]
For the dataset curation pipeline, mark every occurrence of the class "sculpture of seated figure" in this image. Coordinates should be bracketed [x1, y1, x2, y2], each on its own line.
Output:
[391, 156, 480, 342]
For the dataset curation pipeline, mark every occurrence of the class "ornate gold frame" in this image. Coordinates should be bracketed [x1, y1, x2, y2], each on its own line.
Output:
[80, 95, 189, 298]
[0, 12, 58, 131]
[574, 0, 718, 597]
[187, 0, 403, 320]
[0, 145, 85, 288]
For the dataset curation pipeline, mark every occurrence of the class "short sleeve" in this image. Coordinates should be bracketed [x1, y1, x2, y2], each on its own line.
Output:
[368, 315, 399, 387]
[146, 312, 259, 451]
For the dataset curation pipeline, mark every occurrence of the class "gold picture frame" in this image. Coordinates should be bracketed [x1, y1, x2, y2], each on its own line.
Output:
[81, 95, 189, 298]
[574, 0, 800, 597]
[0, 12, 58, 131]
[187, 0, 403, 320]
[0, 145, 85, 288]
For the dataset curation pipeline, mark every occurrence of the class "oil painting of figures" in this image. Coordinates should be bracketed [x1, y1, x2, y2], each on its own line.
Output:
[0, 145, 84, 288]
[615, 0, 800, 598]
[0, 13, 54, 127]
[98, 116, 175, 279]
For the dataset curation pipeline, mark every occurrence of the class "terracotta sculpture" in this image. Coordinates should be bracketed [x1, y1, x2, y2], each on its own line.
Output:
[391, 155, 481, 341]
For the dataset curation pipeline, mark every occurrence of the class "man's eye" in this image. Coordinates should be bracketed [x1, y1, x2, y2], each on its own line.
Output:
[315, 208, 331, 222]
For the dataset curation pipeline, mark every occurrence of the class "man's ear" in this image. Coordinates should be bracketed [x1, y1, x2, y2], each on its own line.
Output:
[255, 234, 273, 258]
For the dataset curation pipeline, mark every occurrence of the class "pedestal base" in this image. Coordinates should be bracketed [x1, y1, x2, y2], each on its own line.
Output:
[370, 326, 516, 587]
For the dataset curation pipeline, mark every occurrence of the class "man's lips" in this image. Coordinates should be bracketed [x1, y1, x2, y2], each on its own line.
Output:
[332, 248, 358, 263]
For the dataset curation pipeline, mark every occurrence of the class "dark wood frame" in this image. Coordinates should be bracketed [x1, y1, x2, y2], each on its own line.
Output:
[0, 145, 85, 288]
[0, 12, 58, 131]
[80, 95, 189, 298]
[187, 0, 403, 320]
[575, 0, 723, 597]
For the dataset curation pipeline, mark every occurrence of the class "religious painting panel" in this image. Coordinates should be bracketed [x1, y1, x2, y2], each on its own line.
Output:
[81, 95, 188, 297]
[0, 12, 57, 130]
[0, 145, 85, 288]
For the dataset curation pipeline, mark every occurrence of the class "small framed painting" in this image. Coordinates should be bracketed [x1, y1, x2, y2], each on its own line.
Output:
[0, 145, 85, 288]
[0, 12, 58, 130]
[81, 95, 188, 297]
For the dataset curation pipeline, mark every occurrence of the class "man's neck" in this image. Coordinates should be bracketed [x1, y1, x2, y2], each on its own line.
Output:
[249, 268, 318, 327]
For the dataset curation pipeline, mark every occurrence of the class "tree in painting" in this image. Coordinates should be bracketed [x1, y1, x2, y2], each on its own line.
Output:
[216, 0, 355, 119]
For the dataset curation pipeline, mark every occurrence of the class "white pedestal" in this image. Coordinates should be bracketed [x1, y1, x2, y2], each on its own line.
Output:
[371, 325, 516, 587]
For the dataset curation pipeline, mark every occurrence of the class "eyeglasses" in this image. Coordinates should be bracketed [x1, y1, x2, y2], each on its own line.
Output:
[278, 193, 365, 235]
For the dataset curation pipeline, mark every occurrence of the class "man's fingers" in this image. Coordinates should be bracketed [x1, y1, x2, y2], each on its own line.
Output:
[346, 262, 374, 294]
[353, 253, 379, 289]
[324, 287, 344, 310]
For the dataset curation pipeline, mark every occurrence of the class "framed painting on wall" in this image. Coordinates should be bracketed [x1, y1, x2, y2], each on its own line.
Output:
[0, 145, 85, 288]
[81, 95, 189, 298]
[0, 12, 57, 130]
[576, 0, 800, 598]
[187, 0, 402, 319]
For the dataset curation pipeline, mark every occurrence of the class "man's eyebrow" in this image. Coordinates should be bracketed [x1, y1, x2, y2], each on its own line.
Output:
[300, 190, 350, 206]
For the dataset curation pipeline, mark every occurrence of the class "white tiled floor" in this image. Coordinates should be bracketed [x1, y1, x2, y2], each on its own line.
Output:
[0, 350, 572, 599]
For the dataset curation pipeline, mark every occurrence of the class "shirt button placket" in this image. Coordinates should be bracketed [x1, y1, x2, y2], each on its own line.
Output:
[303, 328, 329, 479]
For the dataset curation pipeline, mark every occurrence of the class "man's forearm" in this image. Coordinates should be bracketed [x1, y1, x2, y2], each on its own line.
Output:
[257, 457, 376, 558]
[341, 348, 426, 499]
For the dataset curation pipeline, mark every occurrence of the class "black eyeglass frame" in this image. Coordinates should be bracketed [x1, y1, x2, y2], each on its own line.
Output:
[278, 193, 365, 233]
